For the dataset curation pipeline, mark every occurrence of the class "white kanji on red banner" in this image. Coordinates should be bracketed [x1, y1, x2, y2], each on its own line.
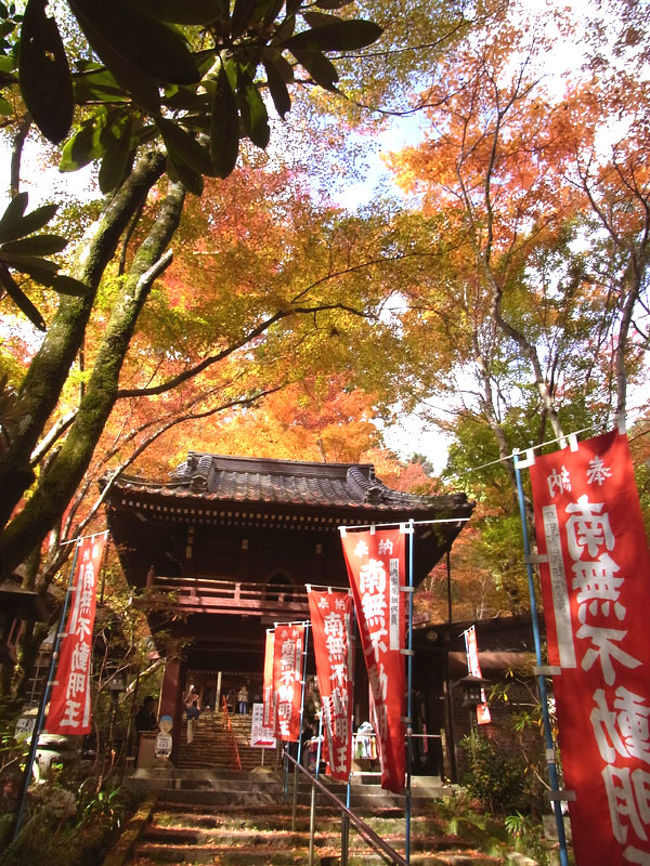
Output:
[529, 429, 650, 866]
[340, 527, 406, 794]
[307, 588, 354, 781]
[45, 534, 106, 735]
[272, 624, 304, 742]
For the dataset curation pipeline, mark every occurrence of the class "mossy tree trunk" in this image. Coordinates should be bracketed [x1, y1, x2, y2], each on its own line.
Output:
[0, 149, 166, 547]
[0, 165, 183, 584]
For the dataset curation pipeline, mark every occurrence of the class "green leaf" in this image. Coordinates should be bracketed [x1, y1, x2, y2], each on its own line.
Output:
[163, 87, 211, 113]
[230, 0, 276, 37]
[182, 113, 212, 134]
[282, 20, 383, 51]
[0, 55, 16, 74]
[68, 0, 161, 113]
[51, 275, 90, 296]
[313, 0, 354, 8]
[18, 0, 73, 143]
[302, 10, 341, 28]
[165, 152, 204, 196]
[262, 46, 294, 83]
[273, 14, 295, 43]
[262, 0, 284, 26]
[70, 0, 200, 84]
[158, 117, 215, 177]
[59, 115, 107, 172]
[98, 116, 134, 193]
[73, 65, 128, 104]
[0, 264, 46, 330]
[2, 253, 60, 277]
[123, 0, 224, 24]
[290, 47, 338, 91]
[236, 64, 269, 149]
[0, 193, 29, 243]
[0, 95, 12, 114]
[1, 234, 68, 256]
[230, 0, 256, 37]
[262, 55, 291, 118]
[0, 204, 58, 246]
[210, 61, 240, 179]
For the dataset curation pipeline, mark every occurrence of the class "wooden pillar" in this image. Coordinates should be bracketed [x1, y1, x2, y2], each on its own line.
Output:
[159, 641, 186, 763]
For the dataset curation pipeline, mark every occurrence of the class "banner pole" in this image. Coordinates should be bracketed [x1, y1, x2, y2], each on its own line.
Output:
[347, 602, 358, 812]
[513, 453, 569, 866]
[12, 538, 82, 841]
[308, 711, 325, 866]
[292, 624, 310, 831]
[405, 519, 414, 865]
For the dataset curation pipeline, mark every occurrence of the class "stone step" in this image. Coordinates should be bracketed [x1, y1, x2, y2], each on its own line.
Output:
[124, 801, 505, 866]
[176, 711, 271, 773]
[124, 769, 455, 813]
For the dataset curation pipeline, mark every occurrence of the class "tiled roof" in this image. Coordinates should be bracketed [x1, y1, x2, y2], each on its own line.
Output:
[112, 452, 469, 514]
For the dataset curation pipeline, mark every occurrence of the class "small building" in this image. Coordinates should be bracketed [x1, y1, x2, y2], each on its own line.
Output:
[105, 452, 474, 763]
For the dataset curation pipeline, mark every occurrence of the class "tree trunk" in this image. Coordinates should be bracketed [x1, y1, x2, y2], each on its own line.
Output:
[0, 179, 184, 579]
[0, 150, 166, 541]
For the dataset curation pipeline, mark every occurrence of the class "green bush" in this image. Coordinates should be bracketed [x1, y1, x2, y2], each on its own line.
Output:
[460, 732, 526, 815]
[0, 778, 133, 866]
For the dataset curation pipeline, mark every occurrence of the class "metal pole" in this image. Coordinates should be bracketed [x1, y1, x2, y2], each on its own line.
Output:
[292, 624, 310, 831]
[513, 453, 570, 866]
[308, 712, 324, 866]
[446, 547, 452, 624]
[340, 812, 350, 866]
[405, 519, 415, 865]
[347, 598, 358, 812]
[283, 746, 290, 804]
[12, 539, 82, 841]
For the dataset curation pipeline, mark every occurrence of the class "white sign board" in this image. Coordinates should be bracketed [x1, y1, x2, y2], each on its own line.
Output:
[15, 716, 36, 740]
[155, 732, 172, 757]
[250, 702, 276, 748]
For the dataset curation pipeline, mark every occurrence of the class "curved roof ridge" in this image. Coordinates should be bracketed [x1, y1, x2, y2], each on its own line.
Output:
[109, 451, 473, 516]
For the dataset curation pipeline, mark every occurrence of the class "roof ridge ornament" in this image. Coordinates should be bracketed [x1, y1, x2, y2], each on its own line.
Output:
[190, 454, 215, 492]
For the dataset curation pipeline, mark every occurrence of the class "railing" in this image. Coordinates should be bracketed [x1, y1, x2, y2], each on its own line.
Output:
[220, 696, 242, 771]
[144, 575, 310, 617]
[284, 750, 407, 866]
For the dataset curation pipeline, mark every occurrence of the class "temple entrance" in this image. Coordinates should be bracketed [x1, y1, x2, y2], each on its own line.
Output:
[185, 669, 263, 715]
[107, 452, 473, 767]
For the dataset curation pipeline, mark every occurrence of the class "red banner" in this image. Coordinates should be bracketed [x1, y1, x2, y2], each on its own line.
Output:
[262, 628, 275, 731]
[464, 625, 491, 725]
[307, 588, 354, 782]
[340, 527, 406, 793]
[45, 534, 106, 734]
[529, 429, 650, 865]
[273, 624, 304, 741]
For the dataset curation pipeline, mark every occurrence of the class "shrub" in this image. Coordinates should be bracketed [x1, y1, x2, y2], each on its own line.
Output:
[460, 732, 526, 815]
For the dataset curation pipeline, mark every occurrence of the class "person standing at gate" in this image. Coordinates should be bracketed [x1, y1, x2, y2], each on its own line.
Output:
[135, 695, 158, 734]
[186, 697, 200, 743]
[237, 683, 249, 714]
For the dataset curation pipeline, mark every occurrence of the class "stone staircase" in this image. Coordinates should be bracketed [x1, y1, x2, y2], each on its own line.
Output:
[111, 799, 513, 865]
[115, 713, 544, 864]
[177, 710, 279, 772]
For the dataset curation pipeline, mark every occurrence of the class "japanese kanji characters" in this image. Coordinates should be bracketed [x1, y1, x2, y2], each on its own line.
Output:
[45, 534, 106, 735]
[307, 589, 353, 781]
[272, 625, 304, 741]
[530, 429, 650, 864]
[341, 527, 406, 794]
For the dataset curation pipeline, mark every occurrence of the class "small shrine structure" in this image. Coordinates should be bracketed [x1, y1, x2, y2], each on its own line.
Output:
[105, 452, 474, 764]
